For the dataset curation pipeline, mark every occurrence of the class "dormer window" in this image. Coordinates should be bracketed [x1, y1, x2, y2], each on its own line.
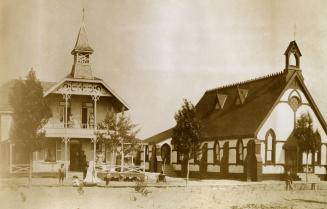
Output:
[215, 93, 227, 110]
[236, 88, 248, 105]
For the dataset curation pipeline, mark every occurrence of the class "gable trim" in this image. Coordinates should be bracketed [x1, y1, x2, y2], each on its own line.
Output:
[43, 77, 129, 110]
[255, 72, 327, 137]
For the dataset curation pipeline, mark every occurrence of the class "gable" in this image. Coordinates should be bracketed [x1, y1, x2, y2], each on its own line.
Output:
[256, 71, 327, 140]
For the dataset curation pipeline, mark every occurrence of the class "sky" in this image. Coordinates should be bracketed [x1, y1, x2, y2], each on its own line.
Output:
[0, 0, 326, 139]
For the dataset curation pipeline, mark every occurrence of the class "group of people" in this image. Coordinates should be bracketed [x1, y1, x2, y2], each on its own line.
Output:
[58, 150, 88, 185]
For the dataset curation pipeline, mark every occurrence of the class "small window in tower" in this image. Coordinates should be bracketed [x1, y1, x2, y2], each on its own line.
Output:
[289, 53, 297, 66]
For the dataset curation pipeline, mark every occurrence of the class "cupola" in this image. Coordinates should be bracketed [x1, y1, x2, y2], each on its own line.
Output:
[71, 9, 94, 79]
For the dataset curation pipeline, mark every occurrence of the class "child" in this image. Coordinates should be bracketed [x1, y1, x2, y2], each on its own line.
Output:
[72, 176, 80, 187]
[285, 170, 293, 191]
[58, 164, 65, 185]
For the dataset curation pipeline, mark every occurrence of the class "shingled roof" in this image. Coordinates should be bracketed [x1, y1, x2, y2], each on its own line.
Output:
[143, 128, 173, 144]
[196, 70, 287, 139]
[0, 80, 56, 112]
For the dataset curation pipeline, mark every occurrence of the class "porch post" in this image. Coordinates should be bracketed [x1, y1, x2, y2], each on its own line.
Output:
[62, 137, 70, 179]
[63, 94, 71, 128]
[91, 95, 100, 164]
[9, 143, 13, 173]
[143, 145, 146, 173]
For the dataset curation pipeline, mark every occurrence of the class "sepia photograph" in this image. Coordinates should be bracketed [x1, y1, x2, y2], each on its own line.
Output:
[0, 0, 327, 208]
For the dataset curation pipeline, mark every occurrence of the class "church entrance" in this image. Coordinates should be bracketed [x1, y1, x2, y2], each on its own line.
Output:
[221, 142, 229, 177]
[245, 140, 257, 181]
[161, 143, 171, 165]
[283, 136, 302, 173]
[285, 149, 303, 173]
[70, 142, 82, 171]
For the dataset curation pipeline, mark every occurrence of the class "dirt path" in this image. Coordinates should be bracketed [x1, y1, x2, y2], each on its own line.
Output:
[0, 186, 326, 209]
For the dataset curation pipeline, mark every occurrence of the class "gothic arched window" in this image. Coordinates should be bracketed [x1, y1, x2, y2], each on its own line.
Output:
[213, 140, 220, 164]
[144, 146, 149, 162]
[265, 130, 276, 164]
[236, 139, 244, 164]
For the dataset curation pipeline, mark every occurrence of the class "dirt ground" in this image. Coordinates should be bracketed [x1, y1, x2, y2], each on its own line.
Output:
[0, 183, 327, 209]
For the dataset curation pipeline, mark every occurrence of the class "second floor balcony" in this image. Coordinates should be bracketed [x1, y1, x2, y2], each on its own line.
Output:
[44, 117, 96, 138]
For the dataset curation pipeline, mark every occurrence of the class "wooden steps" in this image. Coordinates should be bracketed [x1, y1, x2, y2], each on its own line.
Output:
[163, 165, 177, 177]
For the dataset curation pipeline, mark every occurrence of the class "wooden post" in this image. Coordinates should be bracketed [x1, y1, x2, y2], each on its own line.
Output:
[121, 141, 124, 172]
[62, 137, 69, 179]
[143, 145, 146, 173]
[92, 95, 99, 165]
[9, 143, 12, 173]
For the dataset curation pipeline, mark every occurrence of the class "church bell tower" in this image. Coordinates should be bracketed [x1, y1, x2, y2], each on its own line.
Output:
[71, 10, 94, 79]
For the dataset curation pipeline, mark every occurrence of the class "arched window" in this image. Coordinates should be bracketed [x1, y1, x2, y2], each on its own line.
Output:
[265, 130, 276, 164]
[236, 139, 244, 164]
[213, 140, 220, 164]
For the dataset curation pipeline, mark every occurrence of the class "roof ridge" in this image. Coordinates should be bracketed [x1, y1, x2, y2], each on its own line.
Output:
[206, 70, 285, 93]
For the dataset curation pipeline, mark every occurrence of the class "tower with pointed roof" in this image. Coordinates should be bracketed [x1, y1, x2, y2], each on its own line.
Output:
[71, 10, 94, 79]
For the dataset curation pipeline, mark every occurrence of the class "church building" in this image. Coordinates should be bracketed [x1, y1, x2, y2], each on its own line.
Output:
[0, 19, 130, 176]
[141, 41, 327, 181]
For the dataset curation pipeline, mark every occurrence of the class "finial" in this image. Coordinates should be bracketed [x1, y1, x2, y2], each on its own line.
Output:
[293, 24, 296, 41]
[82, 8, 85, 23]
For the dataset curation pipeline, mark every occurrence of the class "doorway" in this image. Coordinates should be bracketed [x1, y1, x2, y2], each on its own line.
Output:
[161, 143, 171, 165]
[70, 143, 82, 171]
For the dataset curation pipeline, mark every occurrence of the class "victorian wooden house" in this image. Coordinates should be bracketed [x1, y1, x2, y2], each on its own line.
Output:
[0, 21, 130, 177]
[141, 41, 327, 181]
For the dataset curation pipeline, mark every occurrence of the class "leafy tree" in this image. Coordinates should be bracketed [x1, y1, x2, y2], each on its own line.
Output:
[9, 69, 52, 185]
[171, 99, 202, 185]
[96, 110, 139, 171]
[294, 112, 321, 182]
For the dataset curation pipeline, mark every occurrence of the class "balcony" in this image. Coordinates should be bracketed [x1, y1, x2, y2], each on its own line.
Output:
[44, 118, 96, 138]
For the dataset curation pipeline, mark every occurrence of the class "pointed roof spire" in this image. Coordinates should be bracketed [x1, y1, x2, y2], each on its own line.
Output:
[71, 8, 94, 55]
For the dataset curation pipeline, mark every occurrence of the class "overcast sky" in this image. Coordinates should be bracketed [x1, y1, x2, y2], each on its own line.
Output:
[1, 0, 326, 139]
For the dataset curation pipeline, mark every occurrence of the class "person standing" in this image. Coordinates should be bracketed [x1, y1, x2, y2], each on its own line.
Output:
[58, 164, 65, 185]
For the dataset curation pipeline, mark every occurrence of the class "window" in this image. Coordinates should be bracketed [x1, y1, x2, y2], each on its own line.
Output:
[56, 140, 61, 161]
[315, 147, 321, 165]
[145, 146, 149, 161]
[214, 140, 220, 164]
[59, 101, 71, 124]
[236, 139, 244, 164]
[82, 102, 94, 128]
[265, 130, 276, 163]
[45, 141, 56, 162]
[288, 96, 301, 112]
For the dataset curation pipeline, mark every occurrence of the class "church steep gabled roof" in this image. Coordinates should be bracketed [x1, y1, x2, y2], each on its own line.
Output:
[196, 71, 287, 139]
[71, 24, 94, 54]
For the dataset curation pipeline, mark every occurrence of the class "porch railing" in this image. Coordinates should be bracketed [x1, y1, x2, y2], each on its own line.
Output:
[10, 164, 30, 174]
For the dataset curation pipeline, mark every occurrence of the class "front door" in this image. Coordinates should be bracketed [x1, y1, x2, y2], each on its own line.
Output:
[161, 144, 171, 165]
[70, 143, 82, 171]
[285, 148, 302, 173]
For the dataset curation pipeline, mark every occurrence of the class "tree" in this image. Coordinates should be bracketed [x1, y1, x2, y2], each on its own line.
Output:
[96, 110, 139, 172]
[294, 112, 321, 182]
[171, 99, 202, 186]
[9, 69, 52, 185]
